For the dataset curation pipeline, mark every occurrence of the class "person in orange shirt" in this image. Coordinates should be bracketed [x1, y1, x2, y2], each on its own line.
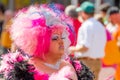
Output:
[113, 14, 120, 80]
[97, 6, 120, 80]
[111, 10, 120, 80]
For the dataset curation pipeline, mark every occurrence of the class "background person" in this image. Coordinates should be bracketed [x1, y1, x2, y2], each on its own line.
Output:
[69, 1, 107, 80]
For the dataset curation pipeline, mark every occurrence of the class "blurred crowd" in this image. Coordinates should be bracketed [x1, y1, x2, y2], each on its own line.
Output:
[0, 1, 120, 80]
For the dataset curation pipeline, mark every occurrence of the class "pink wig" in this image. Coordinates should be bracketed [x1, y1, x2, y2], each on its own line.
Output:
[10, 4, 75, 59]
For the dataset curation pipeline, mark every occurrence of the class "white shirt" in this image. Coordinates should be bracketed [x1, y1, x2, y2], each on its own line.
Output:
[106, 23, 118, 34]
[75, 18, 106, 59]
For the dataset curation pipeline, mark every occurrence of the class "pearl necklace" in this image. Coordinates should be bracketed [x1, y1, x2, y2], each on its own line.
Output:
[44, 60, 61, 70]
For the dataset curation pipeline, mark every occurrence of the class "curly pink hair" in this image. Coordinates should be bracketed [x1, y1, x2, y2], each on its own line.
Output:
[10, 5, 75, 59]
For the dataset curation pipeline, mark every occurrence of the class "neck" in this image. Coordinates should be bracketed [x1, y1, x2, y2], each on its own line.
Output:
[86, 16, 92, 20]
[30, 56, 60, 65]
[44, 54, 61, 65]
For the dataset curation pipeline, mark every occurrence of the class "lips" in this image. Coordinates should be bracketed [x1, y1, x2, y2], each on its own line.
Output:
[59, 45, 64, 49]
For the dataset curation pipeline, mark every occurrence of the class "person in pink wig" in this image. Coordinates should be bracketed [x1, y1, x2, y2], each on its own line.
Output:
[0, 4, 94, 80]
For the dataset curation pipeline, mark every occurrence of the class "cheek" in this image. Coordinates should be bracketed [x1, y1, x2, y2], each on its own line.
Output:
[81, 12, 86, 20]
[109, 16, 115, 23]
[110, 15, 117, 20]
[49, 41, 64, 55]
[49, 42, 58, 52]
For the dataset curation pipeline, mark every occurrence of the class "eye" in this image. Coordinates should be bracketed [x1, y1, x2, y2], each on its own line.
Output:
[61, 36, 65, 39]
[51, 34, 65, 41]
[51, 35, 59, 40]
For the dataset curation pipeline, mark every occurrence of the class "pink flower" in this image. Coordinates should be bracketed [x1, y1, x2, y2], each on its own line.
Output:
[74, 60, 82, 71]
[16, 55, 24, 62]
[32, 17, 46, 27]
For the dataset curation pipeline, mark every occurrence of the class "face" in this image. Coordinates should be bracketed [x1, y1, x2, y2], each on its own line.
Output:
[78, 12, 83, 22]
[100, 11, 106, 18]
[48, 30, 65, 58]
[109, 13, 120, 25]
[109, 14, 116, 25]
[80, 11, 87, 21]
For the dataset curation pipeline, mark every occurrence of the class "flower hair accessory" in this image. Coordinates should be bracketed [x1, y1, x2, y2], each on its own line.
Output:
[32, 16, 46, 27]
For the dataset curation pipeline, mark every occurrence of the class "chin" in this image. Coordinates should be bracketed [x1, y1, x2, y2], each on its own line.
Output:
[59, 50, 64, 54]
[57, 52, 64, 58]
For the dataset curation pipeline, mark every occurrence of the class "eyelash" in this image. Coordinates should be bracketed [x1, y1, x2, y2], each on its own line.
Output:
[61, 37, 65, 39]
[52, 37, 65, 40]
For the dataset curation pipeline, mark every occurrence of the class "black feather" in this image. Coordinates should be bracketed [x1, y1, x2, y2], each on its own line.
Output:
[70, 57, 95, 80]
[6, 60, 35, 80]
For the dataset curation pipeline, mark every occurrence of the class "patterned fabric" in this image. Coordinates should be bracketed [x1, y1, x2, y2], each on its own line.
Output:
[0, 52, 94, 80]
[67, 57, 95, 80]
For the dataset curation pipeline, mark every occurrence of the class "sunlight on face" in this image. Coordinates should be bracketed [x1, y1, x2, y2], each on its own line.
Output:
[49, 30, 65, 58]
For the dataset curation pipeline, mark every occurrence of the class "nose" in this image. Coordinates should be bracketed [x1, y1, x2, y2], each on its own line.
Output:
[58, 38, 64, 45]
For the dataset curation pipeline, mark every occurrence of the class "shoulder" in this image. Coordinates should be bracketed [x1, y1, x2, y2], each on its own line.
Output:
[59, 60, 78, 80]
[80, 19, 94, 31]
[61, 60, 74, 68]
